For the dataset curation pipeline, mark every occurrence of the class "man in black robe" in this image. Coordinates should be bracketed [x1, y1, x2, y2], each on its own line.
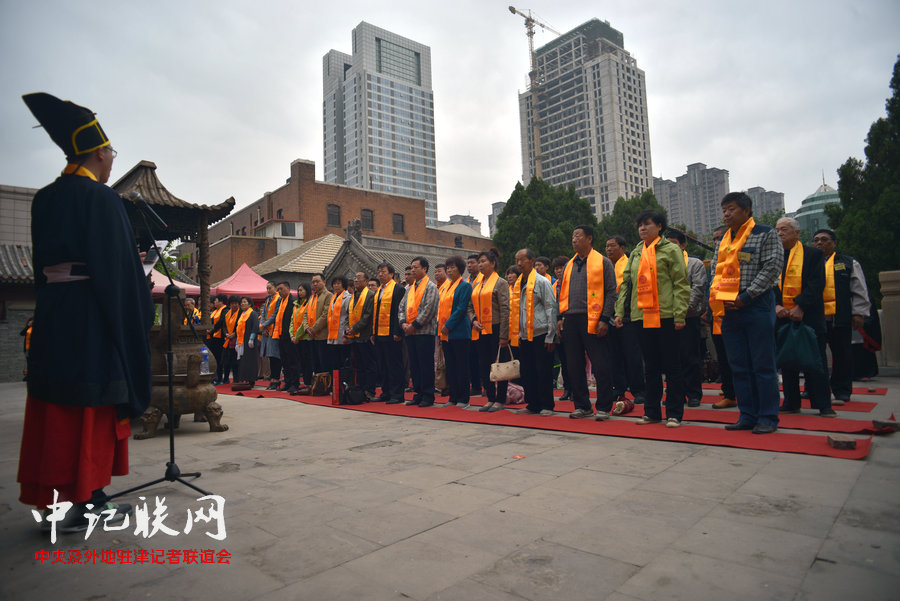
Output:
[18, 93, 153, 534]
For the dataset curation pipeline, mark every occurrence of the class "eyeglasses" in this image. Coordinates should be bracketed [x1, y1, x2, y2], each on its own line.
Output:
[107, 146, 118, 158]
[812, 236, 833, 243]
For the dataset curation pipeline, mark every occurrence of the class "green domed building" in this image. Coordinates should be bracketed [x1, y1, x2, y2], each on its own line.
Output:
[793, 182, 840, 235]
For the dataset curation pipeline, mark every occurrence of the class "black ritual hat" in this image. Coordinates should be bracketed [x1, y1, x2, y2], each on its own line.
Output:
[22, 92, 110, 158]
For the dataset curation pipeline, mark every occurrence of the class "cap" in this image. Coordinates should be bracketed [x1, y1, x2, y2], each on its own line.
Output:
[22, 92, 110, 158]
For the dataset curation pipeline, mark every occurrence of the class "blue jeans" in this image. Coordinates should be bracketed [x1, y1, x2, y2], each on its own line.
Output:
[721, 289, 780, 427]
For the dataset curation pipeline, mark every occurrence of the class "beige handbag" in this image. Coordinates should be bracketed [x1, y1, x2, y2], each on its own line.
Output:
[490, 345, 520, 382]
[434, 345, 448, 391]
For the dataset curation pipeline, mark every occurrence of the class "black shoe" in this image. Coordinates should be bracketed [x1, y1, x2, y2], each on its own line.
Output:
[819, 409, 838, 418]
[779, 406, 801, 414]
[266, 381, 280, 391]
[404, 398, 420, 406]
[559, 391, 571, 401]
[725, 421, 755, 431]
[487, 404, 505, 412]
[385, 398, 404, 405]
[404, 387, 414, 393]
[687, 397, 701, 408]
[752, 423, 777, 434]
[632, 393, 645, 405]
[478, 404, 493, 412]
[287, 387, 301, 395]
[418, 400, 435, 407]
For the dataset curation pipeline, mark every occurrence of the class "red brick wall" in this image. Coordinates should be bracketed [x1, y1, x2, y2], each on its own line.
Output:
[210, 237, 276, 284]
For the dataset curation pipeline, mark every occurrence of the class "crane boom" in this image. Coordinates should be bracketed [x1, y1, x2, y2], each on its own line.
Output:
[508, 6, 559, 179]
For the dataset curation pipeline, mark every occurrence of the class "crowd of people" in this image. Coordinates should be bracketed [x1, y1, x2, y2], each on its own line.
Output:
[195, 192, 873, 435]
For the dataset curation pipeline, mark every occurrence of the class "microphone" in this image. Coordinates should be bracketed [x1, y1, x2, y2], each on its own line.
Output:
[130, 191, 168, 231]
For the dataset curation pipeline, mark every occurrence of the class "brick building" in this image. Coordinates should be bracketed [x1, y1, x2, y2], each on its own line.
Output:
[200, 158, 489, 283]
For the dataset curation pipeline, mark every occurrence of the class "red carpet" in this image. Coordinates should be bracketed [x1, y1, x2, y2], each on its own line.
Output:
[214, 385, 878, 459]
[701, 382, 886, 396]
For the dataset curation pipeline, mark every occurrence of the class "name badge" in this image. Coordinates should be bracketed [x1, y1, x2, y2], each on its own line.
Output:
[738, 252, 751, 262]
[834, 263, 846, 271]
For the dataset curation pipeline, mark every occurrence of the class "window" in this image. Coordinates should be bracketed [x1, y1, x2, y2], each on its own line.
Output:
[361, 209, 374, 230]
[327, 204, 341, 227]
[281, 222, 295, 237]
[276, 209, 283, 219]
[392, 213, 404, 234]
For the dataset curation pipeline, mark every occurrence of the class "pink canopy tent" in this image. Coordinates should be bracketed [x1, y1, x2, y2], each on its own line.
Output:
[150, 268, 204, 300]
[214, 263, 270, 302]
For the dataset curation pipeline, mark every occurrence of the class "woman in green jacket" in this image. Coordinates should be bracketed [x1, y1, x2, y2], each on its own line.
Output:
[614, 210, 690, 427]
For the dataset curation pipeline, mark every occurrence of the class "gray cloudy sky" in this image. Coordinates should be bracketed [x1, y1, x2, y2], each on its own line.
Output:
[2, 0, 897, 234]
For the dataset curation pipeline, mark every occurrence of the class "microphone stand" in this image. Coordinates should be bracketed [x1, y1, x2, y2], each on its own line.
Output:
[108, 200, 212, 500]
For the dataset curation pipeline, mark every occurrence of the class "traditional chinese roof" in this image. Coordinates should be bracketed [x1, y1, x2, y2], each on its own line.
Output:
[0, 244, 33, 284]
[112, 160, 235, 239]
[253, 234, 345, 276]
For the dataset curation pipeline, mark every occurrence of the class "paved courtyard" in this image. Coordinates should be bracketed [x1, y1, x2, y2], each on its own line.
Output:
[1, 376, 899, 601]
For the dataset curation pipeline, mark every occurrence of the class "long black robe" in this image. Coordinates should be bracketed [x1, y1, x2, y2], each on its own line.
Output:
[28, 172, 153, 419]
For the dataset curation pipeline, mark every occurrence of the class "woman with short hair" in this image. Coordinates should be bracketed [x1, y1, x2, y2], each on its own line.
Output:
[236, 296, 260, 386]
[614, 210, 690, 427]
[469, 250, 510, 412]
[439, 256, 474, 408]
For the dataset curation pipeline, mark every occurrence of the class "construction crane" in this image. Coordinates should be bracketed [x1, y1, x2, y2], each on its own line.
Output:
[508, 6, 560, 179]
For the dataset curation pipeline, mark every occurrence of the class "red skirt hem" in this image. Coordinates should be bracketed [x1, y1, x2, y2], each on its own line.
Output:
[17, 395, 130, 508]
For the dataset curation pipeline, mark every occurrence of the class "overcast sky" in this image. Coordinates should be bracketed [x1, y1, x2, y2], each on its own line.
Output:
[2, 0, 897, 234]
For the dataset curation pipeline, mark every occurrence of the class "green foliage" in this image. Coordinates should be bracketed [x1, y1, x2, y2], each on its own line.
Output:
[670, 223, 714, 260]
[493, 178, 599, 266]
[825, 55, 900, 303]
[596, 189, 668, 249]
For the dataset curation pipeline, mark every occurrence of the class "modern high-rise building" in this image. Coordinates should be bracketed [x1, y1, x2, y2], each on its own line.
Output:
[745, 186, 785, 217]
[518, 19, 652, 218]
[323, 22, 438, 226]
[653, 163, 730, 236]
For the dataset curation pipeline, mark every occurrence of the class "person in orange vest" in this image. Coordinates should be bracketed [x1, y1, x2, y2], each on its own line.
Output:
[468, 249, 510, 412]
[258, 281, 281, 389]
[706, 226, 737, 409]
[375, 263, 407, 404]
[399, 257, 440, 407]
[550, 255, 572, 401]
[439, 256, 474, 407]
[774, 218, 836, 418]
[557, 225, 618, 420]
[346, 271, 376, 398]
[605, 235, 646, 405]
[207, 293, 229, 385]
[464, 254, 483, 396]
[327, 275, 352, 371]
[272, 282, 301, 394]
[306, 274, 334, 374]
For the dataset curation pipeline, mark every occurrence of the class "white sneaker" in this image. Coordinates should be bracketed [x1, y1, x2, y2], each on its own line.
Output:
[636, 416, 661, 425]
[666, 418, 681, 428]
[594, 411, 610, 421]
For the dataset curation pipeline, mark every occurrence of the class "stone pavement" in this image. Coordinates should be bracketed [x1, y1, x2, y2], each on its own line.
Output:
[1, 376, 899, 601]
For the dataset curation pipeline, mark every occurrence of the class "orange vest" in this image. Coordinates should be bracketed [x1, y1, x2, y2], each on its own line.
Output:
[438, 278, 461, 342]
[273, 294, 290, 338]
[558, 249, 605, 333]
[348, 287, 370, 338]
[780, 241, 804, 311]
[262, 295, 278, 336]
[328, 291, 345, 340]
[405, 276, 430, 324]
[224, 308, 239, 348]
[824, 253, 836, 316]
[614, 254, 627, 293]
[509, 269, 537, 343]
[236, 308, 254, 345]
[472, 271, 500, 340]
[375, 280, 397, 336]
[208, 306, 225, 338]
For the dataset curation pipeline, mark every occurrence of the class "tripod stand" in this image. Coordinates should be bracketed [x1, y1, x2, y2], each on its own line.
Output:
[108, 202, 212, 500]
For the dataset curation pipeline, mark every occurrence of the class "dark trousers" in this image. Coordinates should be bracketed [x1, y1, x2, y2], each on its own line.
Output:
[721, 290, 780, 427]
[826, 321, 853, 399]
[328, 344, 351, 372]
[476, 331, 509, 404]
[520, 334, 554, 413]
[637, 318, 685, 421]
[351, 340, 377, 394]
[311, 340, 328, 373]
[208, 338, 224, 382]
[406, 335, 435, 402]
[375, 335, 404, 400]
[443, 339, 470, 404]
[222, 347, 239, 383]
[469, 339, 482, 393]
[781, 324, 832, 412]
[681, 316, 703, 402]
[610, 320, 645, 399]
[297, 340, 313, 385]
[562, 314, 615, 413]
[712, 333, 735, 399]
[269, 357, 283, 382]
[278, 337, 300, 388]
[552, 341, 571, 391]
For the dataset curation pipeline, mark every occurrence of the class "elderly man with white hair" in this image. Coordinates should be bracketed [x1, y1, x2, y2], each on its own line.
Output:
[774, 217, 836, 417]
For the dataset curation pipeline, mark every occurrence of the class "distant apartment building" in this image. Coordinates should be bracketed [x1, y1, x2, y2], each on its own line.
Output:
[745, 186, 785, 216]
[519, 18, 652, 218]
[323, 22, 438, 226]
[653, 163, 730, 236]
[488, 201, 506, 237]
